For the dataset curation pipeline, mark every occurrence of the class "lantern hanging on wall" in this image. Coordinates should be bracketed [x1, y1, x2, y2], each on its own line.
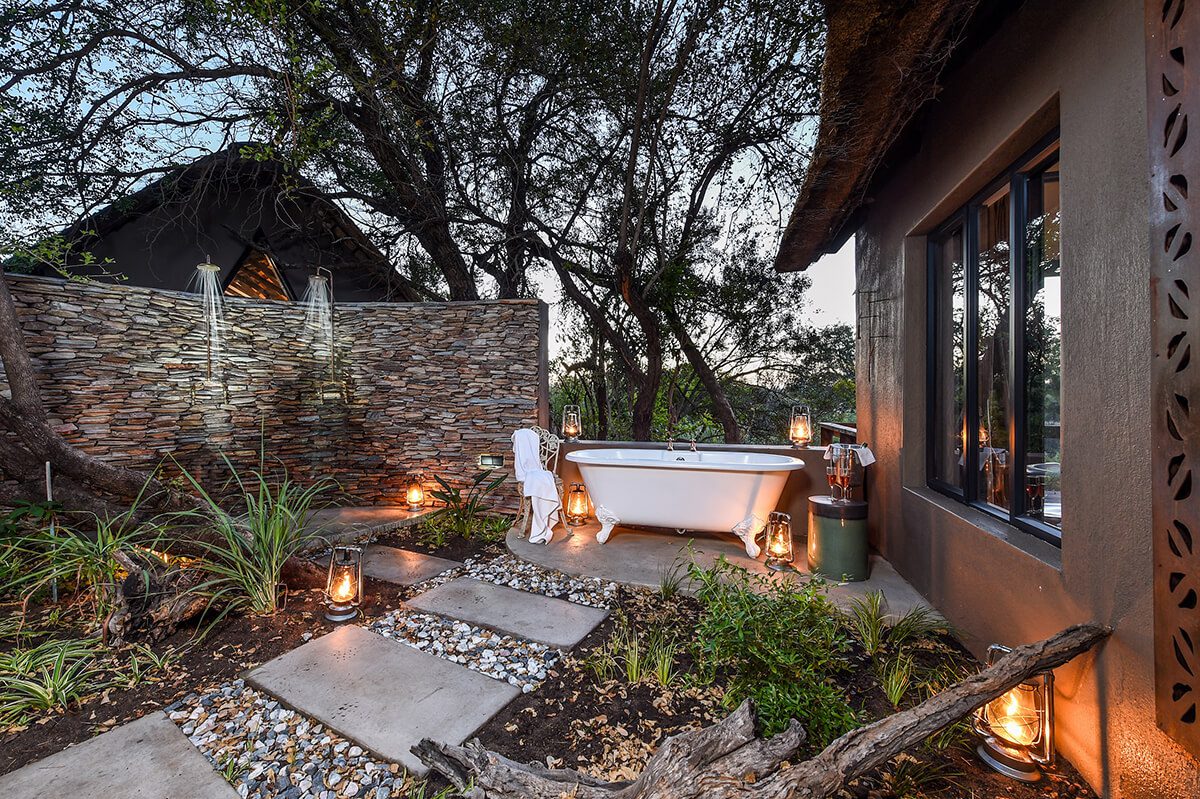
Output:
[789, 405, 812, 448]
[324, 545, 364, 622]
[763, 511, 795, 571]
[973, 644, 1055, 782]
[562, 404, 582, 442]
[406, 474, 426, 512]
[565, 482, 591, 526]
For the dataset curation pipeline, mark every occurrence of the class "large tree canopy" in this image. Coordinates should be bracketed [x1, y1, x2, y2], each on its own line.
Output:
[1, 0, 841, 451]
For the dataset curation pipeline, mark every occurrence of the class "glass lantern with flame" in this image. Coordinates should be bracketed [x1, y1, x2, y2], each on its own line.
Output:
[565, 482, 591, 526]
[562, 405, 582, 442]
[324, 545, 364, 622]
[789, 405, 812, 448]
[406, 475, 426, 512]
[763, 511, 795, 571]
[973, 644, 1055, 782]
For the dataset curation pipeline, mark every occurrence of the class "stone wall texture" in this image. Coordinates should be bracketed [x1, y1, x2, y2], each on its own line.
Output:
[3, 274, 548, 506]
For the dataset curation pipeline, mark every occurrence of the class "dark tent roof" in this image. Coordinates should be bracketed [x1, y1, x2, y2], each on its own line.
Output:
[57, 145, 424, 301]
[774, 0, 983, 272]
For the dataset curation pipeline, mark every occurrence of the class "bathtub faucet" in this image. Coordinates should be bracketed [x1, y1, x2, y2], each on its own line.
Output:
[666, 436, 675, 451]
[689, 439, 697, 452]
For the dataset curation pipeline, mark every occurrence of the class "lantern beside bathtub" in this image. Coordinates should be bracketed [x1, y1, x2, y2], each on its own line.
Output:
[565, 482, 591, 526]
[763, 511, 795, 571]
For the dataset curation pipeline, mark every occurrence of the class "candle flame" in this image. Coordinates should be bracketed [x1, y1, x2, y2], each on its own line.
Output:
[992, 690, 1038, 747]
[331, 573, 355, 603]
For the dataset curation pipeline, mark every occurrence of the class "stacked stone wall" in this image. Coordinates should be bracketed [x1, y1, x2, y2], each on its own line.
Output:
[3, 274, 547, 506]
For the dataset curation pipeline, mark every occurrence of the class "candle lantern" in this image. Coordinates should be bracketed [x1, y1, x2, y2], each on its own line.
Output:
[763, 511, 795, 571]
[406, 475, 426, 511]
[973, 644, 1055, 782]
[562, 405, 582, 442]
[789, 405, 812, 448]
[565, 482, 591, 526]
[324, 545, 364, 622]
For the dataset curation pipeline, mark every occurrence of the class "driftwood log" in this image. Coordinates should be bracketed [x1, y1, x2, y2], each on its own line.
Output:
[415, 623, 1110, 799]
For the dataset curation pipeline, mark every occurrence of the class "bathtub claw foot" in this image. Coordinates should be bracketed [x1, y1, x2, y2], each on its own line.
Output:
[732, 514, 765, 559]
[596, 505, 619, 544]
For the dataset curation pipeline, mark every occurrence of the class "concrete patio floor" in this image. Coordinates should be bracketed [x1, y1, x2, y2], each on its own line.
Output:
[508, 521, 932, 617]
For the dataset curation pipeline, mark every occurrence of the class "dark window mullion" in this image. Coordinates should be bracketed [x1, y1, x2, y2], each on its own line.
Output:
[964, 207, 980, 504]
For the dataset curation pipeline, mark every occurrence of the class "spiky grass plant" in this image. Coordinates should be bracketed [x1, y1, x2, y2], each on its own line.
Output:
[846, 591, 889, 658]
[180, 457, 333, 615]
[881, 653, 914, 709]
[0, 638, 104, 726]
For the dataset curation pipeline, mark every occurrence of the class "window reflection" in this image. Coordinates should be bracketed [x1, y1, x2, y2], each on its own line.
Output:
[1024, 159, 1061, 529]
[976, 185, 1011, 512]
[931, 225, 966, 490]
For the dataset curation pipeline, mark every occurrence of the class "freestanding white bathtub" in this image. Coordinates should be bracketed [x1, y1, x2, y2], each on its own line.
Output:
[565, 448, 806, 557]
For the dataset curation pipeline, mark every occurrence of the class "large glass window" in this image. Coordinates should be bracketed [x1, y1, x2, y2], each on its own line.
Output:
[927, 136, 1062, 543]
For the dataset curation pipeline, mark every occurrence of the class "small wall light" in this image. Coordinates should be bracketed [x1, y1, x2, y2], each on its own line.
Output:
[789, 405, 812, 448]
[324, 545, 364, 622]
[406, 475, 426, 512]
[562, 404, 582, 442]
[973, 644, 1055, 782]
[565, 482, 591, 526]
[764, 511, 795, 571]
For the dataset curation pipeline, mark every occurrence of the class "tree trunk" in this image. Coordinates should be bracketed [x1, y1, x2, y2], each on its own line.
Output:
[416, 623, 1110, 799]
[666, 310, 741, 443]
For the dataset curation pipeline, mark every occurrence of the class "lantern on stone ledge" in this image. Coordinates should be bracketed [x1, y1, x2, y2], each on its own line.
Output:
[562, 404, 582, 442]
[973, 644, 1055, 782]
[324, 545, 363, 622]
[789, 405, 812, 448]
[406, 475, 426, 512]
[763, 511, 795, 571]
[565, 482, 591, 527]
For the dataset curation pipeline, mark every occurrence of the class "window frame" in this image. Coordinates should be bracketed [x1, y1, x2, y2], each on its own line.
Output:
[926, 130, 1062, 546]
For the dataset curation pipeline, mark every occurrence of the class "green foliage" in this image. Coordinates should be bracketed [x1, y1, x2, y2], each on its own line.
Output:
[657, 562, 685, 599]
[883, 753, 963, 798]
[114, 643, 179, 689]
[6, 510, 162, 625]
[0, 638, 104, 726]
[688, 558, 857, 744]
[428, 471, 507, 539]
[584, 613, 678, 688]
[846, 591, 889, 658]
[181, 458, 333, 615]
[880, 653, 914, 709]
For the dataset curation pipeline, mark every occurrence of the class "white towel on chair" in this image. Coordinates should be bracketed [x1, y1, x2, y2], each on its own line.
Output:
[512, 429, 561, 544]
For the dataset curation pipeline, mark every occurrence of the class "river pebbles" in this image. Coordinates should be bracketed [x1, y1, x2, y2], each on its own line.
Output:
[369, 609, 559, 691]
[166, 680, 410, 799]
[459, 554, 617, 608]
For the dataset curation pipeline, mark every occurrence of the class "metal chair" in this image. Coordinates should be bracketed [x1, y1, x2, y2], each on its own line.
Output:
[514, 426, 565, 538]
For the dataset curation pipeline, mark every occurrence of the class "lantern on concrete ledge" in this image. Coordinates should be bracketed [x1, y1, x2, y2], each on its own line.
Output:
[324, 545, 364, 622]
[406, 474, 426, 512]
[565, 482, 591, 527]
[973, 644, 1055, 782]
[562, 404, 582, 442]
[763, 511, 795, 571]
[789, 405, 812, 448]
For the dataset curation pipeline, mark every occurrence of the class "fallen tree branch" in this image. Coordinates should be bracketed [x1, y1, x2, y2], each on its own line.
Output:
[415, 623, 1110, 799]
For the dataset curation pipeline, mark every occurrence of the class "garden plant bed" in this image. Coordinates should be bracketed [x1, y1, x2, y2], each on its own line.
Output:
[472, 579, 1100, 799]
[0, 575, 403, 776]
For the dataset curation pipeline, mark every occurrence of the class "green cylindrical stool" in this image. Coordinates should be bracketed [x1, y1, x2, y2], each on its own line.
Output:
[807, 496, 869, 582]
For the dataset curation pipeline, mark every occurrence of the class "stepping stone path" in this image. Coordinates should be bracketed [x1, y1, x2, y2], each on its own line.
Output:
[0, 712, 239, 798]
[2, 546, 611, 796]
[246, 624, 520, 775]
[409, 576, 609, 648]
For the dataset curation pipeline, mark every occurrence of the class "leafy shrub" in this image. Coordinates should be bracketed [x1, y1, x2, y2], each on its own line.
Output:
[583, 612, 678, 687]
[0, 638, 104, 726]
[688, 557, 857, 743]
[428, 471, 507, 539]
[182, 459, 333, 615]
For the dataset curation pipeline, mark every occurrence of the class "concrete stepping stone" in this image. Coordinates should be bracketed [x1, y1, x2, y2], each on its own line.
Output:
[317, 544, 460, 586]
[407, 577, 608, 648]
[0, 712, 237, 798]
[245, 625, 518, 774]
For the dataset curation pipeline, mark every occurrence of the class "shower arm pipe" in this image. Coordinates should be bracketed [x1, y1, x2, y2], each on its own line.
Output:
[316, 267, 335, 373]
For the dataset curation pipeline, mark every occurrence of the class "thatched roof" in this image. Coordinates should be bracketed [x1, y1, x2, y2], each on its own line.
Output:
[774, 0, 983, 271]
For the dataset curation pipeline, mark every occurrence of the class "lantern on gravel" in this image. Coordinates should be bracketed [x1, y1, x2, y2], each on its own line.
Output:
[406, 475, 426, 512]
[973, 644, 1055, 782]
[789, 405, 812, 448]
[324, 545, 364, 622]
[565, 482, 591, 526]
[763, 511, 795, 571]
[562, 404, 582, 442]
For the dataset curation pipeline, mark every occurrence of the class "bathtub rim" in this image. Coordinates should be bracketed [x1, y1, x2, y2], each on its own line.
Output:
[565, 447, 806, 473]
